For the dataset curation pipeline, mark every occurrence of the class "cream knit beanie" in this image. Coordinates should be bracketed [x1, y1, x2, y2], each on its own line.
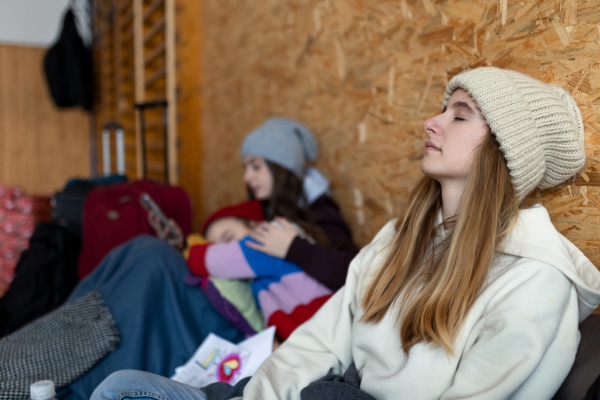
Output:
[444, 67, 586, 200]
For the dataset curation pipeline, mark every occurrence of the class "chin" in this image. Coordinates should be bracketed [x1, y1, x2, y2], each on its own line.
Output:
[420, 161, 434, 177]
[254, 192, 269, 201]
[420, 163, 443, 181]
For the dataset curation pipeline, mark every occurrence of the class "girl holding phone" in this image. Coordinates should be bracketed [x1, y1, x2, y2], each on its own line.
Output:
[152, 117, 359, 292]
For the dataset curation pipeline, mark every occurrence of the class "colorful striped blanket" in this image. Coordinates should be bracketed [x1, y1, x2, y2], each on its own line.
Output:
[186, 237, 332, 339]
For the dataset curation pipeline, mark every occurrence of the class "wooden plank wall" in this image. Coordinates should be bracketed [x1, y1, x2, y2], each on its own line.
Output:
[93, 0, 178, 183]
[199, 0, 600, 277]
[93, 0, 204, 230]
[0, 44, 90, 194]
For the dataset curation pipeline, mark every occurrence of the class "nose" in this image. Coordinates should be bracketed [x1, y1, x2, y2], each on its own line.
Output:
[243, 166, 253, 183]
[423, 114, 441, 137]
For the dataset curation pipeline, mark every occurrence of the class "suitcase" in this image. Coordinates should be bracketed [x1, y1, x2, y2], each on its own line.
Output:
[52, 122, 128, 237]
[78, 102, 192, 279]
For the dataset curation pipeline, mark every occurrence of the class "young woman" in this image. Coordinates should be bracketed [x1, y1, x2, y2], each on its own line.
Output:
[239, 117, 358, 291]
[92, 67, 600, 400]
[155, 117, 359, 292]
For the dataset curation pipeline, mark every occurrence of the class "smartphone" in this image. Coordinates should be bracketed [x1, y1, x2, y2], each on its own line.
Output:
[139, 192, 180, 239]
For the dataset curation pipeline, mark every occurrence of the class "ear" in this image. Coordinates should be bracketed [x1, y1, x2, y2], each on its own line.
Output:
[248, 220, 259, 229]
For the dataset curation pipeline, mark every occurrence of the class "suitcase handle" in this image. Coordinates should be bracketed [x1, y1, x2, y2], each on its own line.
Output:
[102, 122, 125, 177]
[134, 101, 169, 184]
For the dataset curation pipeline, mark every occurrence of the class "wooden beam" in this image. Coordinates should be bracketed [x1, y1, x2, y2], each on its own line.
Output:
[122, 3, 134, 28]
[165, 0, 178, 184]
[145, 41, 166, 65]
[133, 0, 145, 178]
[144, 0, 165, 20]
[145, 66, 166, 86]
[144, 16, 165, 43]
[119, 0, 133, 13]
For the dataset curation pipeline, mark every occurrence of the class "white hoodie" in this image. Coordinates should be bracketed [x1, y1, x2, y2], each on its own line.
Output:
[241, 205, 600, 400]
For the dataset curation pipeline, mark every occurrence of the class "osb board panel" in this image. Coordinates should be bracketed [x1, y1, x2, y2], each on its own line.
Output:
[201, 1, 600, 278]
[175, 0, 204, 231]
[0, 44, 90, 193]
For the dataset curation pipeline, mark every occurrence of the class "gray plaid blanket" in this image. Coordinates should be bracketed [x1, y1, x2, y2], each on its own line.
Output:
[0, 290, 120, 400]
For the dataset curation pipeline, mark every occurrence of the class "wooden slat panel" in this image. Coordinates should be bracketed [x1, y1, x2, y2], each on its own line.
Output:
[145, 41, 165, 65]
[133, 0, 145, 178]
[94, 0, 178, 186]
[122, 2, 134, 28]
[144, 16, 165, 43]
[144, 0, 165, 20]
[145, 66, 166, 86]
[0, 44, 90, 193]
[119, 0, 133, 13]
[165, 0, 178, 185]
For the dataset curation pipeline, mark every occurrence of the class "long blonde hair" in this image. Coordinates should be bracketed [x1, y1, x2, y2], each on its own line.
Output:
[361, 134, 520, 355]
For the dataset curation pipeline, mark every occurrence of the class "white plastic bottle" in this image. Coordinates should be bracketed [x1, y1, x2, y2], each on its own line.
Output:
[30, 381, 57, 400]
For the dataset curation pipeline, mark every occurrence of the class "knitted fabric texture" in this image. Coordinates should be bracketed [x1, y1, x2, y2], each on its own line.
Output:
[444, 67, 586, 200]
[0, 290, 119, 400]
[240, 117, 318, 178]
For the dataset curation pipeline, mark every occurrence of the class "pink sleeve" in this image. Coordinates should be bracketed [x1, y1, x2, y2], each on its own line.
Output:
[204, 240, 257, 279]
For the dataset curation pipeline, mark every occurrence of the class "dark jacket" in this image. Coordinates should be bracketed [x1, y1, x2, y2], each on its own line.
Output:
[44, 9, 92, 110]
[285, 195, 359, 292]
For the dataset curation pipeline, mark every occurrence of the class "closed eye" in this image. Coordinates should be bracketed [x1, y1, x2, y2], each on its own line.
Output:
[220, 230, 234, 242]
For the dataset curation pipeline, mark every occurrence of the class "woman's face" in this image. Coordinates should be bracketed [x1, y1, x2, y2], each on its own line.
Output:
[242, 155, 274, 200]
[420, 89, 489, 185]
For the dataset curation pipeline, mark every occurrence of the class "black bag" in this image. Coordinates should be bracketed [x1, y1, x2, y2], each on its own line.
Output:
[52, 180, 98, 237]
[43, 8, 92, 110]
[52, 175, 127, 237]
[0, 223, 81, 337]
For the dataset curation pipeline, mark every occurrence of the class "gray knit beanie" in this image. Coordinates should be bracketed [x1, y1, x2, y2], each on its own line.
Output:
[444, 67, 586, 200]
[240, 117, 318, 178]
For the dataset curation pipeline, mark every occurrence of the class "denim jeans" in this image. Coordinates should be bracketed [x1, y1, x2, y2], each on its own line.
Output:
[91, 370, 208, 400]
[64, 235, 243, 400]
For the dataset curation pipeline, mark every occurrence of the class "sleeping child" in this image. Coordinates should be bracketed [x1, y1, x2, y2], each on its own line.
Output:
[184, 201, 333, 341]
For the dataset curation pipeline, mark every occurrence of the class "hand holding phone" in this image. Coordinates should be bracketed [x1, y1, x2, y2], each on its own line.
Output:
[140, 192, 183, 248]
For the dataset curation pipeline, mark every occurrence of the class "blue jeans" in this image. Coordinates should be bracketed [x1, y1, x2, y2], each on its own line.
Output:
[91, 370, 208, 400]
[62, 236, 243, 400]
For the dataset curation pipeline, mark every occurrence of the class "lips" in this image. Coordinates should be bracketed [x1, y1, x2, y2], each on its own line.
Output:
[424, 141, 441, 151]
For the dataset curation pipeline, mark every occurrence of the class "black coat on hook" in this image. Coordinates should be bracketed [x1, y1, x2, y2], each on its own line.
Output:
[44, 8, 92, 111]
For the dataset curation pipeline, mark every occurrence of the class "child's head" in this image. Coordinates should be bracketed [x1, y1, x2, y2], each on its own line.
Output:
[205, 217, 255, 242]
[201, 200, 264, 242]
